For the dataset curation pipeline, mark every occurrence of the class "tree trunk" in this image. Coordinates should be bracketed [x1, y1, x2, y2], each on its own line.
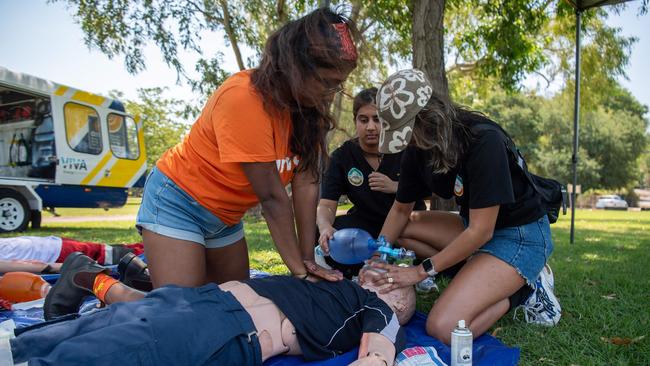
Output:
[412, 0, 448, 94]
[219, 0, 245, 70]
[412, 0, 456, 211]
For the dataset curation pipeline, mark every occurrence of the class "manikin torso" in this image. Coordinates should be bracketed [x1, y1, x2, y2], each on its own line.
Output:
[220, 281, 302, 361]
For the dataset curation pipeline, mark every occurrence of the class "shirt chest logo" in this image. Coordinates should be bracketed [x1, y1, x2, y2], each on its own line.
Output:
[454, 175, 464, 197]
[276, 156, 300, 174]
[347, 167, 364, 187]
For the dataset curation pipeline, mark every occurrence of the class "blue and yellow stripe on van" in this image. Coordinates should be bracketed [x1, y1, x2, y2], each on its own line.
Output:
[55, 86, 106, 106]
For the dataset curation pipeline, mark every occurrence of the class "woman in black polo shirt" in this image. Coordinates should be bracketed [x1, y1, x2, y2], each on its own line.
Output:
[367, 69, 560, 344]
[316, 88, 425, 277]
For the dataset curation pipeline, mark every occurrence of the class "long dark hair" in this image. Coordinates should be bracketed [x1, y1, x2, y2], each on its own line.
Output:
[251, 7, 358, 177]
[412, 92, 474, 173]
[352, 87, 378, 119]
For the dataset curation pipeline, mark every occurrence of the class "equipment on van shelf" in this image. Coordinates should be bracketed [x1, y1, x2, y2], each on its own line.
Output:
[9, 133, 30, 166]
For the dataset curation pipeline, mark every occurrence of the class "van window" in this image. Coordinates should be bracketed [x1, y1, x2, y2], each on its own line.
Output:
[63, 103, 102, 155]
[107, 114, 140, 159]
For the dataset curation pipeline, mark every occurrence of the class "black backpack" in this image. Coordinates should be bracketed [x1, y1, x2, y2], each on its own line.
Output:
[473, 122, 568, 224]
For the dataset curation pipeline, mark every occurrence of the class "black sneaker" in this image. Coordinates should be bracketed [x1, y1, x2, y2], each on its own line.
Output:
[43, 252, 109, 320]
[117, 252, 153, 292]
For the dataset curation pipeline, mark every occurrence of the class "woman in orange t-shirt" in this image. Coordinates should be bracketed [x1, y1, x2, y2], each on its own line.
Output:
[134, 8, 357, 288]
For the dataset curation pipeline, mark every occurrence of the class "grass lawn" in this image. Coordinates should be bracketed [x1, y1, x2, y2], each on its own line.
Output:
[2, 208, 648, 364]
[493, 210, 650, 365]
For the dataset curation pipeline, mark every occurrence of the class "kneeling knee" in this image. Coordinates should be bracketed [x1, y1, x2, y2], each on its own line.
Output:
[426, 316, 454, 345]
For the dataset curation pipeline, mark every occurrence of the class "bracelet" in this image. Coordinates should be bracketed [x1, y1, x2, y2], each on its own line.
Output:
[366, 352, 388, 366]
[294, 273, 309, 280]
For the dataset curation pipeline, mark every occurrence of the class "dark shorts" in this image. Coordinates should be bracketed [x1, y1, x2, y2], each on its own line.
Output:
[11, 284, 262, 366]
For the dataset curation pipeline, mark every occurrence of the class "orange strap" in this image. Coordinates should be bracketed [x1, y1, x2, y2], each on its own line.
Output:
[92, 273, 119, 303]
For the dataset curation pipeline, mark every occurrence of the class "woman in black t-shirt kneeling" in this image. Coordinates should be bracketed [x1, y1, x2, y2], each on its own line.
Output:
[366, 69, 560, 344]
[316, 88, 425, 278]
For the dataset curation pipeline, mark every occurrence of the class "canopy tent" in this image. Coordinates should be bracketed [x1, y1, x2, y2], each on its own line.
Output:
[564, 0, 635, 243]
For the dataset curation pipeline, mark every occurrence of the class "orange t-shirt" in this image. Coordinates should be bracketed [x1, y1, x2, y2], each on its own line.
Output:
[156, 71, 298, 225]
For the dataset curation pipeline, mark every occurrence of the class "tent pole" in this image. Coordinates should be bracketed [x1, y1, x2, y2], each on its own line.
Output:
[570, 9, 582, 244]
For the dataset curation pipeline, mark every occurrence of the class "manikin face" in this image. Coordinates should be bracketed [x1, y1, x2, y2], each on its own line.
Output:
[360, 273, 416, 325]
[355, 104, 380, 151]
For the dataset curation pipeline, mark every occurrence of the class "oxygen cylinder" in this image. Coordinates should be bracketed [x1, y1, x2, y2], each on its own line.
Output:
[8, 133, 18, 167]
[17, 133, 29, 165]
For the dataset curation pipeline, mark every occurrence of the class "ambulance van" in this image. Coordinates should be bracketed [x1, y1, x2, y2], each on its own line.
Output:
[0, 67, 147, 232]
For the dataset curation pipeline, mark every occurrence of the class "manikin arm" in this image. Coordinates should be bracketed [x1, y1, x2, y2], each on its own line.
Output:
[352, 332, 395, 366]
[0, 260, 61, 274]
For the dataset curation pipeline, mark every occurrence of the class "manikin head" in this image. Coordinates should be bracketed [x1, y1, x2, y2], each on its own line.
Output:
[360, 272, 416, 325]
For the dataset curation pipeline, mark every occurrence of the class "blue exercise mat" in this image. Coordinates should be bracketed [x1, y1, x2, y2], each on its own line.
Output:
[1, 271, 519, 365]
[264, 311, 519, 366]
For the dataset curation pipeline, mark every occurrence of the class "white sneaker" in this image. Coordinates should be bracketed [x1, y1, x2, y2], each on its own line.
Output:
[517, 273, 561, 326]
[541, 263, 554, 291]
[415, 276, 438, 293]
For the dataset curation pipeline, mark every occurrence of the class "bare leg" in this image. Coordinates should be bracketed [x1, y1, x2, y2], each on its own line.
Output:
[142, 229, 208, 288]
[401, 211, 465, 252]
[104, 283, 146, 304]
[0, 260, 61, 274]
[426, 254, 524, 344]
[205, 237, 250, 284]
[469, 298, 510, 333]
[396, 237, 439, 258]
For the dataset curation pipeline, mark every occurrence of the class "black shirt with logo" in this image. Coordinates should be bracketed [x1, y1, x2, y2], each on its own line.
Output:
[322, 139, 425, 229]
[395, 112, 545, 229]
[245, 276, 405, 361]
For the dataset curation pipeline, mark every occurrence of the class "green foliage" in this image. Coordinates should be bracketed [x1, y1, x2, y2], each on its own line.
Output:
[110, 88, 190, 168]
[446, 0, 552, 90]
[54, 0, 648, 191]
[478, 85, 648, 190]
[640, 147, 650, 187]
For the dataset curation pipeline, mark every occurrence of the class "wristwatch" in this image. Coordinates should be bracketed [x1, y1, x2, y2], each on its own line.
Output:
[421, 258, 438, 277]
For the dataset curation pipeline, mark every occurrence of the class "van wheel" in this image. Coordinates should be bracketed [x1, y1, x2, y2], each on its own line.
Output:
[0, 188, 31, 232]
[31, 210, 42, 229]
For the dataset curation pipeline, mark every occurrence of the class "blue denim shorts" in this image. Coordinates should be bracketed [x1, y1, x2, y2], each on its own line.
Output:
[464, 215, 554, 284]
[136, 167, 244, 248]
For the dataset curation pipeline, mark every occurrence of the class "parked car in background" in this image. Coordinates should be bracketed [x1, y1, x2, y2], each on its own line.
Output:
[595, 195, 628, 209]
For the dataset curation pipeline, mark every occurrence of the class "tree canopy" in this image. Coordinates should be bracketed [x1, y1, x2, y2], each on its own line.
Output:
[56, 0, 649, 190]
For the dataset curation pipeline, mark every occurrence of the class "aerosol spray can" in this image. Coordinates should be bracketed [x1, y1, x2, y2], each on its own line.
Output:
[450, 319, 472, 366]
